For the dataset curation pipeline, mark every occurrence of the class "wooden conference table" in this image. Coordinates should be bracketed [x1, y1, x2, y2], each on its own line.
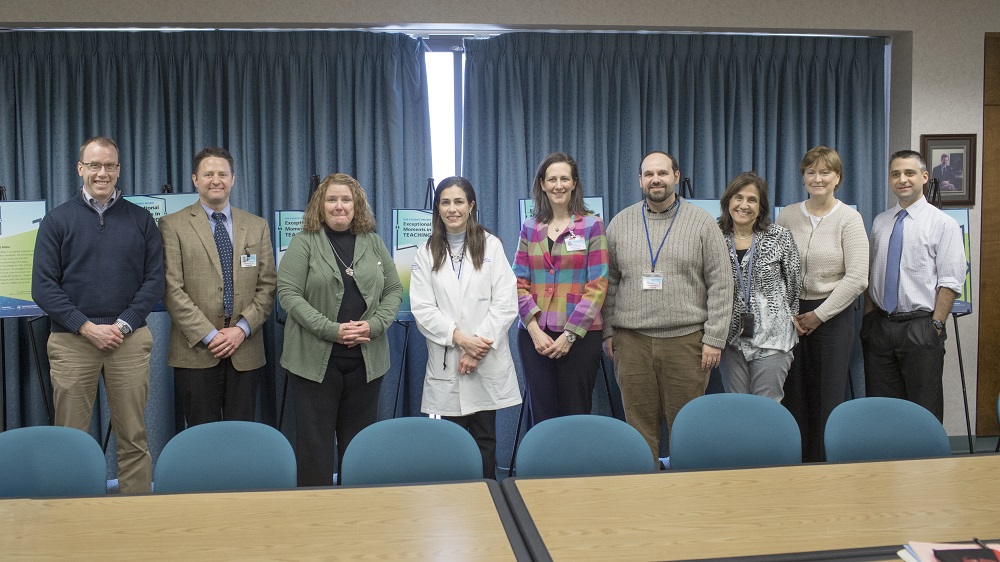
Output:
[503, 454, 1000, 562]
[0, 480, 529, 560]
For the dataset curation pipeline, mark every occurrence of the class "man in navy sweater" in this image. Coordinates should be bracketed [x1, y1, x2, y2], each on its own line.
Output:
[32, 136, 165, 494]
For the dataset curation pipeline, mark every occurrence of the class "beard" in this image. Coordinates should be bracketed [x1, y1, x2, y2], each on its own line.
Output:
[644, 185, 673, 203]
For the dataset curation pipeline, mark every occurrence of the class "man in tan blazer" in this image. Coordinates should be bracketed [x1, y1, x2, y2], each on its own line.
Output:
[160, 147, 277, 426]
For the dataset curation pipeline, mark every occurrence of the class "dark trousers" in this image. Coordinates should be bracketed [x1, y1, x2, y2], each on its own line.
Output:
[781, 299, 855, 462]
[861, 311, 946, 421]
[443, 409, 496, 479]
[290, 354, 382, 487]
[518, 328, 602, 426]
[174, 360, 260, 427]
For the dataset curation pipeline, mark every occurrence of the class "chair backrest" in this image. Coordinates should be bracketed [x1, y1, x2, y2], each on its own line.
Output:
[0, 426, 106, 497]
[669, 393, 802, 470]
[515, 414, 654, 477]
[824, 397, 951, 462]
[340, 417, 482, 485]
[154, 421, 296, 493]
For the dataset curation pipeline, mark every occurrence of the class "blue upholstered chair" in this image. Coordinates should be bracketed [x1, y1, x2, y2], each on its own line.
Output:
[824, 397, 951, 462]
[154, 421, 296, 493]
[669, 393, 802, 470]
[515, 414, 654, 477]
[0, 425, 107, 497]
[340, 417, 483, 485]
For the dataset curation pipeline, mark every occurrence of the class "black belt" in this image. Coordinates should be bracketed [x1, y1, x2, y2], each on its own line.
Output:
[875, 308, 931, 323]
[224, 316, 232, 328]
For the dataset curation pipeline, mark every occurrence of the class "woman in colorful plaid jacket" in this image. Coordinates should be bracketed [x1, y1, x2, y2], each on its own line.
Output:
[513, 152, 609, 425]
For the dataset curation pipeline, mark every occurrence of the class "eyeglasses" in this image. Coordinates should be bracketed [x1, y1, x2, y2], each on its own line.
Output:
[80, 161, 120, 173]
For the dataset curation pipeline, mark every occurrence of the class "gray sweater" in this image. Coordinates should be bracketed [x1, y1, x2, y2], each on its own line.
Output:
[603, 199, 734, 349]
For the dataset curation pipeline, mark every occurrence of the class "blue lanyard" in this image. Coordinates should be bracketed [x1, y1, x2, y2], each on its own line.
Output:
[642, 200, 681, 272]
[729, 233, 756, 306]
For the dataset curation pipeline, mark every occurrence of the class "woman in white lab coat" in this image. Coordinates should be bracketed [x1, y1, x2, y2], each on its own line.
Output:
[410, 176, 521, 479]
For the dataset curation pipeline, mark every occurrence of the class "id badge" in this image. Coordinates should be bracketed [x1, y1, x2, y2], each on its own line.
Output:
[241, 254, 258, 268]
[565, 234, 586, 252]
[641, 272, 663, 290]
[740, 313, 755, 337]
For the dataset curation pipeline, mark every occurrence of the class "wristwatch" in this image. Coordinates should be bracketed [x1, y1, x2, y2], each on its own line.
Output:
[114, 319, 133, 336]
[563, 330, 577, 343]
[931, 319, 945, 331]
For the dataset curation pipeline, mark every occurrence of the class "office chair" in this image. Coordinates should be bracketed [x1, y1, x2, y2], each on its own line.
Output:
[515, 414, 654, 477]
[154, 421, 296, 493]
[340, 417, 482, 485]
[824, 397, 951, 462]
[0, 425, 107, 497]
[669, 393, 802, 470]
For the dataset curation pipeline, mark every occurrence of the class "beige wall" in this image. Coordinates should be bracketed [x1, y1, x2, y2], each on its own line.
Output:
[5, 0, 999, 434]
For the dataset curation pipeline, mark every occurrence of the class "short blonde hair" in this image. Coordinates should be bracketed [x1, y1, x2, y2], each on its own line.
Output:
[303, 173, 377, 234]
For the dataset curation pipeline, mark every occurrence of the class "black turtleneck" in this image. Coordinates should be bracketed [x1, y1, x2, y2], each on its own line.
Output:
[324, 225, 364, 358]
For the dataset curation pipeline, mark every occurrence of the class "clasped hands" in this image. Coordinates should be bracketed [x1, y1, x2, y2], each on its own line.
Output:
[792, 311, 822, 336]
[208, 326, 247, 359]
[453, 329, 493, 376]
[81, 321, 124, 351]
[336, 320, 372, 347]
[526, 321, 573, 359]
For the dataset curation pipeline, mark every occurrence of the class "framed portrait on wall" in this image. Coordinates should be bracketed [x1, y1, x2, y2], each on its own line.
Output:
[920, 133, 977, 207]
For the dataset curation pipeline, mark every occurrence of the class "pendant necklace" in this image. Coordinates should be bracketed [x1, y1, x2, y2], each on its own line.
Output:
[551, 217, 571, 233]
[327, 238, 355, 277]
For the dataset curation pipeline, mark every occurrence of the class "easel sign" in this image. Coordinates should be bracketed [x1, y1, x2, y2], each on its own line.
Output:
[0, 200, 46, 318]
[123, 193, 200, 226]
[687, 199, 722, 219]
[944, 209, 973, 315]
[273, 210, 306, 271]
[392, 209, 434, 322]
[518, 196, 605, 223]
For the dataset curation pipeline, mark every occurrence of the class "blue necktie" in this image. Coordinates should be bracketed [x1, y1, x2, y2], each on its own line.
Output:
[212, 212, 234, 317]
[882, 209, 907, 312]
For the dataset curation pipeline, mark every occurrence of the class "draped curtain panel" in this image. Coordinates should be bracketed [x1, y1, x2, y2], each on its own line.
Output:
[0, 30, 431, 226]
[462, 32, 886, 250]
[0, 30, 432, 468]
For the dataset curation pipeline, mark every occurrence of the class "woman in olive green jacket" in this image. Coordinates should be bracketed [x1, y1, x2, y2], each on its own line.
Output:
[278, 173, 402, 486]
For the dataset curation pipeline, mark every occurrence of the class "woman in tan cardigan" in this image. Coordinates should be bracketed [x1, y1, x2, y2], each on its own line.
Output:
[776, 146, 868, 462]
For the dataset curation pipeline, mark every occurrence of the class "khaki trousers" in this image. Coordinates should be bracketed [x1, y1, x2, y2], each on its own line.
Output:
[612, 329, 709, 463]
[48, 327, 153, 493]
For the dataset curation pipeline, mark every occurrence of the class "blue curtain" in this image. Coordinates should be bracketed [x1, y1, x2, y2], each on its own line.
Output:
[0, 30, 431, 473]
[462, 32, 886, 249]
[461, 32, 885, 460]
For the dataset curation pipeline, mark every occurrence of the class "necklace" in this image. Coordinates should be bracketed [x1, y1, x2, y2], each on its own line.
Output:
[327, 238, 355, 277]
[448, 241, 466, 263]
[550, 217, 572, 233]
[447, 241, 467, 277]
[734, 232, 753, 240]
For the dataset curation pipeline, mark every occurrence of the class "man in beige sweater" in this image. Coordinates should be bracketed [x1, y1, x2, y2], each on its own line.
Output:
[602, 151, 733, 465]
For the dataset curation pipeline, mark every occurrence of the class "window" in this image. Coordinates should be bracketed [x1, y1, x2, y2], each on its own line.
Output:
[424, 43, 465, 186]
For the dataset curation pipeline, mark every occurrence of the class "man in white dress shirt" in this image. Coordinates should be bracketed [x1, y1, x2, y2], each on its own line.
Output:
[862, 150, 966, 421]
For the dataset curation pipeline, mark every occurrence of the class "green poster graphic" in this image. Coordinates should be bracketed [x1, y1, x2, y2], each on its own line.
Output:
[392, 209, 434, 322]
[0, 201, 46, 318]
